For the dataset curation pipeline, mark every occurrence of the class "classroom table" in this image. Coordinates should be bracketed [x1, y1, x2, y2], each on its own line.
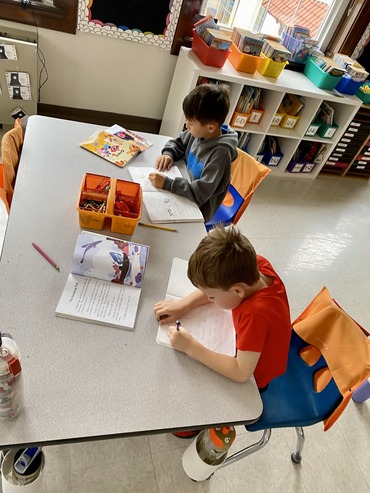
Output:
[0, 115, 262, 449]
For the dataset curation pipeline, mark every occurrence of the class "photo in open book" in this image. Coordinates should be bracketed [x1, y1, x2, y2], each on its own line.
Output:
[71, 232, 149, 288]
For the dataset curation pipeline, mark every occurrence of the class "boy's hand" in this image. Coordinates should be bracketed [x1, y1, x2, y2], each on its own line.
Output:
[148, 172, 166, 189]
[155, 155, 173, 171]
[168, 325, 194, 354]
[154, 299, 184, 325]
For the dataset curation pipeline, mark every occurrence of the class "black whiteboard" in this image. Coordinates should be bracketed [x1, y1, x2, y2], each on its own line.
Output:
[89, 0, 171, 35]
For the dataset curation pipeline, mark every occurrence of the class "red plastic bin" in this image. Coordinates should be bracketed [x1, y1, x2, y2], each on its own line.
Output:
[191, 30, 230, 68]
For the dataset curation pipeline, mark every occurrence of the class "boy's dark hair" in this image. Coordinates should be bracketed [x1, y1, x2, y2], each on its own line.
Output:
[182, 83, 230, 126]
[188, 225, 260, 290]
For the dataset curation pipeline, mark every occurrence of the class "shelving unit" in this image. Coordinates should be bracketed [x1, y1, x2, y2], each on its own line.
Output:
[321, 106, 370, 178]
[160, 47, 362, 179]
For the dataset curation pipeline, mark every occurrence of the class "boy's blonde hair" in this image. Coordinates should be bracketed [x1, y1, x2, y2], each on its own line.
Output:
[188, 226, 260, 290]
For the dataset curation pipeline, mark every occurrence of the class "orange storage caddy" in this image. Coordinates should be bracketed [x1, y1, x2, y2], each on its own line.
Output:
[191, 30, 231, 68]
[228, 43, 262, 74]
[77, 173, 142, 235]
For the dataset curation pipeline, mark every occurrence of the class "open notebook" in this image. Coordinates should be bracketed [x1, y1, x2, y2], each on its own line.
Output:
[128, 166, 204, 223]
[156, 257, 236, 356]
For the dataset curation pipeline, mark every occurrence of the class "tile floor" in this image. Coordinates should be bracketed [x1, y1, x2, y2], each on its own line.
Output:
[1, 161, 370, 492]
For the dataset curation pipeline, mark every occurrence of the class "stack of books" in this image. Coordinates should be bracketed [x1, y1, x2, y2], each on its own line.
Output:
[281, 93, 305, 116]
[282, 25, 319, 63]
[237, 132, 251, 151]
[261, 39, 291, 63]
[309, 55, 347, 77]
[231, 27, 264, 56]
[317, 101, 335, 125]
[194, 15, 232, 51]
[333, 54, 369, 82]
[235, 86, 261, 114]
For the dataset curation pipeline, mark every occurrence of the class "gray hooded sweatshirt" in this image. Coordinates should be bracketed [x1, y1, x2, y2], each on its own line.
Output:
[161, 124, 238, 222]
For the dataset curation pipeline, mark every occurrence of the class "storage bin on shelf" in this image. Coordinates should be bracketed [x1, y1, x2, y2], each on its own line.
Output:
[191, 30, 230, 68]
[287, 160, 306, 173]
[356, 82, 370, 104]
[281, 32, 316, 65]
[257, 53, 288, 78]
[316, 121, 338, 139]
[305, 120, 321, 136]
[230, 111, 250, 128]
[77, 173, 142, 235]
[280, 113, 300, 130]
[304, 57, 342, 90]
[228, 43, 262, 74]
[335, 75, 363, 95]
[300, 162, 317, 173]
[270, 110, 285, 127]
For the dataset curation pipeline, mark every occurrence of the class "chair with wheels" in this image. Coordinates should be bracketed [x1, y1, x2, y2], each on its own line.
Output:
[205, 148, 270, 231]
[218, 287, 370, 470]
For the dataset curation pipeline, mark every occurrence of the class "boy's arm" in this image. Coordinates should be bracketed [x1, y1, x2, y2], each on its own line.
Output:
[161, 131, 190, 162]
[162, 147, 232, 206]
[154, 289, 209, 325]
[168, 328, 261, 383]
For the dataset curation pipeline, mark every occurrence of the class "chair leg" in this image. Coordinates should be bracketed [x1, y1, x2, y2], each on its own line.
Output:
[291, 426, 304, 464]
[219, 429, 272, 469]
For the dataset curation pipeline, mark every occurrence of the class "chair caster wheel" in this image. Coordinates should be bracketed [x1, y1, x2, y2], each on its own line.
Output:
[291, 453, 302, 464]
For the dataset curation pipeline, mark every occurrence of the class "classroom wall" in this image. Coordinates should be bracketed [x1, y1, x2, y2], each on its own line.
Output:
[37, 28, 178, 120]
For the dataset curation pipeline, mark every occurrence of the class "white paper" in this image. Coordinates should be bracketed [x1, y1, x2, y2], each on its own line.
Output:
[128, 166, 182, 192]
[156, 258, 235, 355]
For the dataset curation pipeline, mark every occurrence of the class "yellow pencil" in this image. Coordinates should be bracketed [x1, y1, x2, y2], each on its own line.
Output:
[138, 222, 178, 232]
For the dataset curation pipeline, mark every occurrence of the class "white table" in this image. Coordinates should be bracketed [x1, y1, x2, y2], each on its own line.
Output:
[0, 116, 262, 448]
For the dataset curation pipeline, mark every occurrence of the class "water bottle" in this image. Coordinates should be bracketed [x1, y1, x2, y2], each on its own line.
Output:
[196, 427, 236, 465]
[182, 426, 236, 481]
[0, 332, 23, 420]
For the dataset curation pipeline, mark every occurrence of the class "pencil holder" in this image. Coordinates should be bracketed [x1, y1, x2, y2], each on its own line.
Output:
[77, 173, 142, 235]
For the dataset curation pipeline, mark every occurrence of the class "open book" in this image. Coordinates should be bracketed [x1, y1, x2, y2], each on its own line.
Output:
[128, 167, 204, 223]
[156, 258, 236, 355]
[56, 231, 149, 330]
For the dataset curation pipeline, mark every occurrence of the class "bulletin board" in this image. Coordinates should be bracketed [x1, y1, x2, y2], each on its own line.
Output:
[78, 0, 183, 51]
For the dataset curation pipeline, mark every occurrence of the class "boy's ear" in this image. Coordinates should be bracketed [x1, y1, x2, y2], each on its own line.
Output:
[207, 122, 217, 134]
[230, 284, 247, 298]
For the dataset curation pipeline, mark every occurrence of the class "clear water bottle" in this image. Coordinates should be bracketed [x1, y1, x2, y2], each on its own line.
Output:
[0, 332, 23, 420]
[195, 426, 236, 466]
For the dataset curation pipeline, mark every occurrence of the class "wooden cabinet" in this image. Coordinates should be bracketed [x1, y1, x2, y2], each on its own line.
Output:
[160, 47, 362, 179]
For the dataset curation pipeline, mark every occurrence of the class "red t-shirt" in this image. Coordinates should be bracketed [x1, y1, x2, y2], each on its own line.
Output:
[232, 255, 291, 388]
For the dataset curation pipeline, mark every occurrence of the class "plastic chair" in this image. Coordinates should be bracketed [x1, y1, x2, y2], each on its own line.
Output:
[205, 149, 270, 231]
[0, 121, 23, 208]
[218, 287, 370, 471]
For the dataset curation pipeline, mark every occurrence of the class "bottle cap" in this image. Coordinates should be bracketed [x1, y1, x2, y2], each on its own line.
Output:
[209, 426, 236, 451]
[0, 334, 22, 377]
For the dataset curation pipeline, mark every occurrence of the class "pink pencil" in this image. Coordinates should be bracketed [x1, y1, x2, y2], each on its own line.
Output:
[32, 242, 60, 271]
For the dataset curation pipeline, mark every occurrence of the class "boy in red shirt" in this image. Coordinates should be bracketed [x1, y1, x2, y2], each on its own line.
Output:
[154, 225, 291, 390]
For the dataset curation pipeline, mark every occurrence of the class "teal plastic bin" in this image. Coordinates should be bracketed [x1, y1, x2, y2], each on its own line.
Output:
[304, 57, 342, 90]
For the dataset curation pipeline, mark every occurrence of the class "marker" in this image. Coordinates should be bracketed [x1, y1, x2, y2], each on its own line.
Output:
[139, 222, 178, 233]
[176, 320, 181, 331]
[32, 242, 60, 271]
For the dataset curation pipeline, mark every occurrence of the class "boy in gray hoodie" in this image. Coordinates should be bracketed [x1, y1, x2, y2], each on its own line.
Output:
[149, 84, 238, 222]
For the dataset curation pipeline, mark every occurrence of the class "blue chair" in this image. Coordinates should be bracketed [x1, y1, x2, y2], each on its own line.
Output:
[220, 329, 343, 468]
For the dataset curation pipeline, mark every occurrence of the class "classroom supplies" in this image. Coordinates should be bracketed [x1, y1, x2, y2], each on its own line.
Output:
[32, 242, 60, 271]
[138, 222, 178, 232]
[105, 124, 153, 152]
[80, 130, 140, 167]
[156, 257, 235, 355]
[128, 166, 204, 223]
[0, 332, 23, 420]
[56, 231, 149, 330]
[231, 27, 264, 56]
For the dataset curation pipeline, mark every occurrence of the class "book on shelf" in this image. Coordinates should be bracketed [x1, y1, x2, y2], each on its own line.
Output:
[193, 15, 218, 37]
[156, 257, 236, 355]
[231, 27, 263, 56]
[202, 28, 232, 51]
[55, 231, 149, 330]
[262, 39, 291, 62]
[128, 166, 204, 223]
[281, 93, 305, 116]
[236, 86, 261, 114]
[318, 101, 335, 125]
